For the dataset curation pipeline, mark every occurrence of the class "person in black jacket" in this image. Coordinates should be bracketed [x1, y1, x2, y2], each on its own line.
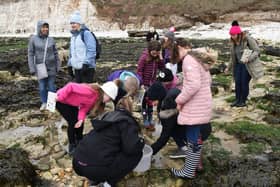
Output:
[147, 82, 212, 161]
[146, 82, 187, 158]
[72, 109, 145, 186]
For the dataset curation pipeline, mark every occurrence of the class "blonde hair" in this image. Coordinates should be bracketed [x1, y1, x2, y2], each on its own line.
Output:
[124, 77, 139, 97]
[86, 83, 104, 116]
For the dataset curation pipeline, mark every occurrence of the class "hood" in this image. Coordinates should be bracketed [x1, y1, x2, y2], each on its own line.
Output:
[91, 110, 136, 131]
[37, 20, 49, 37]
[189, 47, 218, 71]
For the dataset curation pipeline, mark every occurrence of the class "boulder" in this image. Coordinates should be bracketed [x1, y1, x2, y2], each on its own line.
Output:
[0, 148, 37, 186]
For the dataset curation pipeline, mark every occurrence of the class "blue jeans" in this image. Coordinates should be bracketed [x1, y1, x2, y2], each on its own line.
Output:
[234, 63, 251, 103]
[185, 124, 211, 152]
[38, 76, 56, 103]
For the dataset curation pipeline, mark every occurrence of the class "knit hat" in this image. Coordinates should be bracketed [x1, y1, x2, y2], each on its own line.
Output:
[157, 68, 174, 82]
[169, 26, 176, 32]
[70, 11, 83, 24]
[146, 81, 167, 101]
[101, 81, 118, 100]
[164, 31, 175, 41]
[229, 25, 241, 35]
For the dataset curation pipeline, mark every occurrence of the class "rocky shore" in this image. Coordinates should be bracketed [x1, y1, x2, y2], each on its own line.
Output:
[0, 37, 279, 186]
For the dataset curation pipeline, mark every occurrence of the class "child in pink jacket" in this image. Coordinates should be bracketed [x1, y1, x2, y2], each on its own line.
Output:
[56, 81, 119, 155]
[171, 38, 217, 178]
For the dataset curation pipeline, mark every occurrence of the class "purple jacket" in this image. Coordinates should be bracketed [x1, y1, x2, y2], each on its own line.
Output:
[137, 49, 165, 87]
[107, 70, 142, 85]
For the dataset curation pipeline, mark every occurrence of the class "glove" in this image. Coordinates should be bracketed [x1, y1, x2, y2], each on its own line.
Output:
[81, 64, 89, 73]
[68, 66, 74, 78]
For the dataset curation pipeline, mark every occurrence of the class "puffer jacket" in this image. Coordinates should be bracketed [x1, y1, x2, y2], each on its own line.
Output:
[28, 20, 60, 77]
[73, 109, 145, 166]
[176, 55, 212, 125]
[137, 49, 165, 86]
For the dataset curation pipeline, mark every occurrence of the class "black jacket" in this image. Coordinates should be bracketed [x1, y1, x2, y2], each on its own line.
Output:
[73, 109, 145, 166]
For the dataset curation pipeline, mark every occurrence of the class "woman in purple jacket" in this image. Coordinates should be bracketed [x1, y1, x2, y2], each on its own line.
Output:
[137, 41, 165, 130]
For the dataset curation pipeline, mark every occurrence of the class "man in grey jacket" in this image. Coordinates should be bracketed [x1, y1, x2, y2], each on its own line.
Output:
[28, 21, 60, 110]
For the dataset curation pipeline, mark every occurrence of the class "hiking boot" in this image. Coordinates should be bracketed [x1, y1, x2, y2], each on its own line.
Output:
[40, 103, 47, 111]
[169, 148, 187, 159]
[230, 100, 239, 107]
[236, 102, 246, 107]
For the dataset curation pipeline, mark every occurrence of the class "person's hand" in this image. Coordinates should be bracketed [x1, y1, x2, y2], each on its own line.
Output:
[159, 51, 163, 60]
[224, 67, 229, 74]
[177, 104, 182, 111]
[242, 59, 249, 64]
[75, 120, 83, 128]
[30, 72, 35, 76]
[68, 66, 74, 78]
[81, 64, 89, 73]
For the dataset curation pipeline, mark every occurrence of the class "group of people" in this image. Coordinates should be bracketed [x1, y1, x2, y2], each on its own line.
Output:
[27, 14, 263, 186]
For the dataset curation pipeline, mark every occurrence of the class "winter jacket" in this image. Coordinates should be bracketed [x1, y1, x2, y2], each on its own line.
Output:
[164, 75, 179, 90]
[73, 109, 145, 166]
[229, 33, 263, 80]
[107, 70, 142, 86]
[28, 21, 60, 77]
[56, 82, 99, 121]
[137, 49, 165, 86]
[68, 25, 96, 69]
[151, 88, 181, 155]
[176, 55, 212, 125]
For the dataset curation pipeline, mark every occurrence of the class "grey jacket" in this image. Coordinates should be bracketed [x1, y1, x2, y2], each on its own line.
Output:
[229, 33, 263, 80]
[28, 21, 60, 77]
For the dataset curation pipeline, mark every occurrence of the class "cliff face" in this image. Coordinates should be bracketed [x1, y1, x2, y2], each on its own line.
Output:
[0, 0, 279, 35]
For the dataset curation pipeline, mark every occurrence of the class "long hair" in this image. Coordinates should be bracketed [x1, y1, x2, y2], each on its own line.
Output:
[86, 83, 104, 116]
[230, 32, 246, 46]
[171, 38, 192, 63]
[146, 40, 161, 63]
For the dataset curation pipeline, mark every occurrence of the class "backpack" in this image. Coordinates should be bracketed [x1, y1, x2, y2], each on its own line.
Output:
[81, 30, 102, 59]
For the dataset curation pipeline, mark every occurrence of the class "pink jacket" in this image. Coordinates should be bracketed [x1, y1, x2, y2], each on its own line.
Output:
[175, 55, 212, 125]
[57, 82, 99, 121]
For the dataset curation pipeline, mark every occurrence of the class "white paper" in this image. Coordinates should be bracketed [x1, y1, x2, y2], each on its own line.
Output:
[46, 92, 57, 112]
[241, 49, 253, 63]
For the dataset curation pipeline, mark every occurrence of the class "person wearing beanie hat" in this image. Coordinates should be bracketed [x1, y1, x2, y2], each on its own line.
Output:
[162, 30, 175, 65]
[70, 11, 83, 24]
[225, 21, 262, 108]
[229, 25, 242, 35]
[68, 11, 97, 83]
[55, 82, 118, 155]
[101, 81, 118, 101]
[164, 31, 175, 41]
[231, 20, 239, 26]
[157, 68, 174, 82]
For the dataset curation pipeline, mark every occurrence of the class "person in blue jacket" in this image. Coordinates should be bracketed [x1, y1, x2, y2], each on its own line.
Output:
[67, 11, 97, 83]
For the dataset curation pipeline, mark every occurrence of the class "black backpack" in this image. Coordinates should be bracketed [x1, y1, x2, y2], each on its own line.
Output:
[81, 30, 102, 59]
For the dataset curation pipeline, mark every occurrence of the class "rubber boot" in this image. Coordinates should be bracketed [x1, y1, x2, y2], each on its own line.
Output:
[171, 143, 201, 178]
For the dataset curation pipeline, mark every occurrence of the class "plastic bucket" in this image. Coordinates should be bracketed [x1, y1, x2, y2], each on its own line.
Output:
[133, 144, 153, 172]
